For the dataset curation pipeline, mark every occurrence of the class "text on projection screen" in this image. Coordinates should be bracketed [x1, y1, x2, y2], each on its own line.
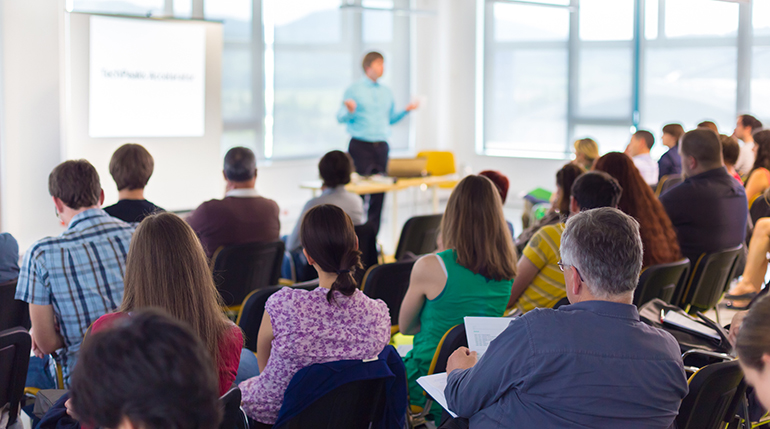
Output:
[89, 15, 206, 138]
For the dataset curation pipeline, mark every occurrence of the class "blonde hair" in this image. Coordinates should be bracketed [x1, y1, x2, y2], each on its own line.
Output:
[574, 138, 599, 167]
[440, 175, 518, 281]
[119, 212, 238, 371]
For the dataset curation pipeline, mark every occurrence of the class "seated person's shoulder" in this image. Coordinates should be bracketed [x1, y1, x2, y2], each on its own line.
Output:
[0, 232, 18, 251]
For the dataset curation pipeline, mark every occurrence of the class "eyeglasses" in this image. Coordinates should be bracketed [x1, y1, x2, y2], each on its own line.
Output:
[557, 261, 584, 282]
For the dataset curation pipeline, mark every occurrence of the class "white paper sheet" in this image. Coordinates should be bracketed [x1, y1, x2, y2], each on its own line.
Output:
[464, 316, 514, 357]
[663, 311, 720, 340]
[416, 372, 458, 418]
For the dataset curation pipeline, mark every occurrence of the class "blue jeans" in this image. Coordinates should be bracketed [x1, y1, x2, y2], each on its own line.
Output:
[25, 355, 57, 389]
[234, 348, 260, 385]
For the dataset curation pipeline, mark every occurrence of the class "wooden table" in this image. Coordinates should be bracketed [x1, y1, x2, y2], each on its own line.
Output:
[300, 175, 458, 243]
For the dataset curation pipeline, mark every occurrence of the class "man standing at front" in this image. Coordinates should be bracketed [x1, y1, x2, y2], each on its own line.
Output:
[337, 51, 418, 234]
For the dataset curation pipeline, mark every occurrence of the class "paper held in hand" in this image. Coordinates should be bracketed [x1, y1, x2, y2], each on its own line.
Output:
[416, 316, 514, 419]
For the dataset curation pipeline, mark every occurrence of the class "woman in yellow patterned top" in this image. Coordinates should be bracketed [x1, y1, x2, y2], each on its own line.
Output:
[508, 171, 623, 313]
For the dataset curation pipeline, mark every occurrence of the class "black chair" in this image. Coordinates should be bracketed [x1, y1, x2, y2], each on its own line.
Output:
[677, 245, 743, 323]
[655, 174, 683, 197]
[354, 222, 379, 282]
[361, 261, 415, 334]
[750, 190, 770, 225]
[551, 297, 571, 309]
[675, 360, 745, 429]
[0, 280, 30, 332]
[0, 327, 32, 428]
[394, 214, 442, 261]
[634, 258, 691, 308]
[219, 387, 248, 429]
[237, 281, 319, 352]
[274, 377, 387, 429]
[211, 241, 286, 308]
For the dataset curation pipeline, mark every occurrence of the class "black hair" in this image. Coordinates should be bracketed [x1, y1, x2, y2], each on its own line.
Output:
[223, 147, 257, 182]
[319, 151, 354, 189]
[570, 171, 623, 211]
[70, 309, 222, 429]
[300, 205, 362, 303]
[741, 114, 763, 132]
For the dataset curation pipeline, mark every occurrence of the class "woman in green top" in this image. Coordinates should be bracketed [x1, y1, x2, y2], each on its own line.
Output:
[399, 174, 518, 418]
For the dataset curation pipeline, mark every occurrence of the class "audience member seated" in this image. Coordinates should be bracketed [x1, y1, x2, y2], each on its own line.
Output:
[441, 208, 688, 429]
[659, 129, 748, 270]
[508, 171, 622, 313]
[286, 150, 364, 253]
[698, 120, 719, 133]
[478, 170, 514, 236]
[102, 143, 164, 223]
[658, 123, 685, 181]
[744, 130, 770, 204]
[721, 134, 743, 183]
[399, 175, 517, 420]
[15, 160, 134, 388]
[572, 137, 598, 170]
[69, 310, 222, 429]
[735, 114, 764, 176]
[734, 295, 770, 418]
[624, 130, 659, 185]
[515, 163, 583, 255]
[187, 147, 280, 258]
[0, 232, 19, 283]
[240, 204, 390, 426]
[724, 218, 770, 305]
[595, 152, 682, 267]
[90, 212, 243, 396]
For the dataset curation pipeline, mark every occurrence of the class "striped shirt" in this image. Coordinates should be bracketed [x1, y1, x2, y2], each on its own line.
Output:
[15, 208, 134, 386]
[516, 223, 566, 314]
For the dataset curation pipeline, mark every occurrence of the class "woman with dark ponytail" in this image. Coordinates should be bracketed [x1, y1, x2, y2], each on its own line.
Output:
[239, 205, 390, 426]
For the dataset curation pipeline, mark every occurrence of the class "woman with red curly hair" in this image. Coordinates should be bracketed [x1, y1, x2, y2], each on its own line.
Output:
[594, 152, 682, 267]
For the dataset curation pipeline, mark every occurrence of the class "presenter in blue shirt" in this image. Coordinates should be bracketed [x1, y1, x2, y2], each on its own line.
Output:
[337, 51, 418, 234]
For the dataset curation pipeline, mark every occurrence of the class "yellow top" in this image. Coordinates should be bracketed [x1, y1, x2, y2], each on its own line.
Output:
[517, 223, 567, 313]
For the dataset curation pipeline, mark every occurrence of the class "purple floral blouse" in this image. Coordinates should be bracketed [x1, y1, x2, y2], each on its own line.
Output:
[239, 287, 391, 424]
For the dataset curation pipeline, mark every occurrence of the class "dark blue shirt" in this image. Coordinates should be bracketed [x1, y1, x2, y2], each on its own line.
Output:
[0, 232, 19, 283]
[660, 167, 747, 265]
[658, 145, 682, 181]
[445, 301, 688, 429]
[103, 199, 164, 223]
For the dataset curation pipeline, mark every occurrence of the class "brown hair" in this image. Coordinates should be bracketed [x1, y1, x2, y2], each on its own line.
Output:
[751, 130, 770, 174]
[48, 160, 101, 210]
[119, 212, 237, 372]
[737, 295, 770, 370]
[300, 204, 362, 303]
[319, 151, 353, 189]
[698, 121, 719, 133]
[662, 123, 685, 141]
[362, 51, 384, 71]
[720, 134, 740, 167]
[478, 170, 509, 204]
[440, 175, 517, 281]
[556, 163, 584, 214]
[740, 114, 763, 132]
[594, 153, 682, 267]
[681, 128, 723, 169]
[109, 144, 155, 191]
[634, 130, 655, 150]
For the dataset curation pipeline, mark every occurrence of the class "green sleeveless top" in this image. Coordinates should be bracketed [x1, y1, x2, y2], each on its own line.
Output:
[403, 249, 513, 407]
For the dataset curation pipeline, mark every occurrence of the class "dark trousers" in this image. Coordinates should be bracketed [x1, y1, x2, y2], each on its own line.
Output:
[348, 138, 389, 235]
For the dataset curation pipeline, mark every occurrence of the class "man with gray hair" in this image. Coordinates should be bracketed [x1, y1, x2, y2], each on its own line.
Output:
[442, 208, 688, 429]
[187, 147, 280, 258]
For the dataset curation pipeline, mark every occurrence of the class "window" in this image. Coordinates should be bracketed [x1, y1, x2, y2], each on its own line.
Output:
[70, 0, 165, 16]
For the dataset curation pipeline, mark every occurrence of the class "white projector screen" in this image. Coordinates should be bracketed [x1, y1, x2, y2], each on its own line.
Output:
[89, 15, 206, 137]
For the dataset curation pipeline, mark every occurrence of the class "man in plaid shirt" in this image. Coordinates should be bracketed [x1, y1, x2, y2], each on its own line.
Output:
[16, 160, 135, 387]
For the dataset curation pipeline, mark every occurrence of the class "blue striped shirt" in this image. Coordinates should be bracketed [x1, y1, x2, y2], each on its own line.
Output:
[336, 77, 409, 142]
[15, 208, 134, 386]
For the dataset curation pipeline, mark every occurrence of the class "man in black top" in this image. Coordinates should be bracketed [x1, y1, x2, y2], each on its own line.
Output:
[103, 143, 164, 223]
[660, 129, 747, 266]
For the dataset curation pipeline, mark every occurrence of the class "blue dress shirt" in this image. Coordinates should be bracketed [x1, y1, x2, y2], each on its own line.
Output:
[445, 301, 688, 429]
[337, 77, 409, 142]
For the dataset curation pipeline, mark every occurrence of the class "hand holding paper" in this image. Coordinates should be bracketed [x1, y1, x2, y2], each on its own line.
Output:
[447, 347, 477, 374]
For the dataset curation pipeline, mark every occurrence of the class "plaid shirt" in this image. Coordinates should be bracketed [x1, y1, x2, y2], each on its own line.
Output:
[16, 208, 134, 386]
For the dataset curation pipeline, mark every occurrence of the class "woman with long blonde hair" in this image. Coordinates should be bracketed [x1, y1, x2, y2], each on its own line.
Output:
[399, 175, 518, 420]
[90, 212, 243, 395]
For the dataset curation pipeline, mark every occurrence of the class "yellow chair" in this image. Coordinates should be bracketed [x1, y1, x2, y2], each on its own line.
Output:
[417, 151, 458, 189]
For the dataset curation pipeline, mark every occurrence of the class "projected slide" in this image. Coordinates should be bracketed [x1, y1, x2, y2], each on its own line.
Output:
[89, 16, 206, 138]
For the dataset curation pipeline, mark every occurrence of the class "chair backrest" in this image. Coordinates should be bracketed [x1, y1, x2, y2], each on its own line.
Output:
[275, 377, 387, 429]
[0, 327, 32, 426]
[361, 261, 415, 328]
[354, 222, 379, 281]
[394, 214, 442, 262]
[750, 191, 770, 225]
[634, 258, 691, 307]
[676, 360, 744, 429]
[0, 280, 30, 332]
[679, 245, 743, 310]
[427, 324, 468, 375]
[219, 387, 248, 429]
[656, 174, 684, 197]
[211, 241, 286, 307]
[416, 151, 456, 176]
[237, 281, 320, 352]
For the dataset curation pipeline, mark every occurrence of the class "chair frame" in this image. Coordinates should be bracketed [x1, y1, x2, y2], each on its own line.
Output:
[1, 327, 32, 427]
